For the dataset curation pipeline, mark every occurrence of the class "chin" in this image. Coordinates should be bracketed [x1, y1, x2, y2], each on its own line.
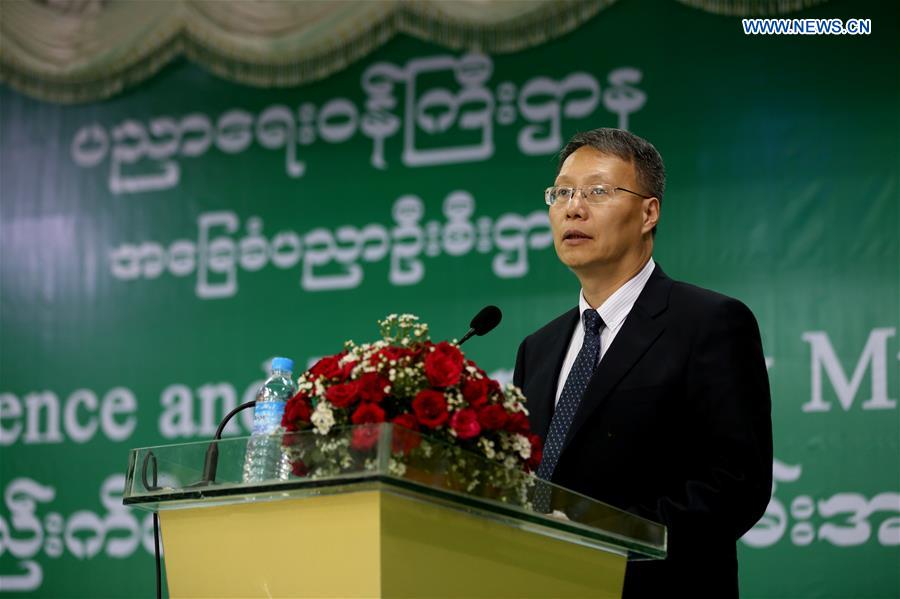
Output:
[557, 247, 598, 266]
[560, 252, 611, 273]
[558, 255, 595, 271]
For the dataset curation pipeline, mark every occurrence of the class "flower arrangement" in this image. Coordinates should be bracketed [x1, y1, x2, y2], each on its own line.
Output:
[280, 314, 542, 497]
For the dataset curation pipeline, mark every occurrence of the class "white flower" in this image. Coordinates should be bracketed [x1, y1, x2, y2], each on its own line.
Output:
[311, 401, 335, 435]
[512, 433, 532, 460]
[446, 389, 465, 409]
[502, 384, 529, 414]
[388, 459, 407, 477]
[478, 437, 496, 459]
[420, 441, 433, 458]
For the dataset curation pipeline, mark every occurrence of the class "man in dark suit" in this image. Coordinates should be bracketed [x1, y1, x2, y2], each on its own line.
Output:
[513, 128, 772, 598]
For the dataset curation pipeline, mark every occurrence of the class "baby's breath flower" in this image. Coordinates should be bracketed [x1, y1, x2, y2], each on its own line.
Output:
[311, 401, 335, 435]
[512, 433, 532, 460]
[478, 437, 496, 459]
[388, 458, 407, 476]
[445, 388, 465, 409]
[420, 441, 433, 458]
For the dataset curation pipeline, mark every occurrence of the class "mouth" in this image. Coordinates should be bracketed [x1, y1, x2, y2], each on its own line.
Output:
[562, 229, 592, 243]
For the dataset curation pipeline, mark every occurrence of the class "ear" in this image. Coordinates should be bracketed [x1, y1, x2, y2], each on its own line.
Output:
[641, 197, 660, 234]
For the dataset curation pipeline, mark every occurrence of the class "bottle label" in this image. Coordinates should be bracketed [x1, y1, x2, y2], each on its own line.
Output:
[251, 401, 285, 435]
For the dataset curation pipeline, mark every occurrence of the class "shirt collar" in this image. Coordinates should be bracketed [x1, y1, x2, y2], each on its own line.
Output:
[579, 257, 656, 332]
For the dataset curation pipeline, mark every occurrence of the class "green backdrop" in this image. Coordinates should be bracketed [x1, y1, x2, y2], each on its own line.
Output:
[1, 0, 897, 597]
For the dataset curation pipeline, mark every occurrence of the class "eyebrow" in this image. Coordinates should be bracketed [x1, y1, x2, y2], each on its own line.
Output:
[554, 175, 608, 185]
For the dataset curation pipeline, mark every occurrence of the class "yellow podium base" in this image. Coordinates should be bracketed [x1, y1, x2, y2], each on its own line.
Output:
[160, 487, 625, 598]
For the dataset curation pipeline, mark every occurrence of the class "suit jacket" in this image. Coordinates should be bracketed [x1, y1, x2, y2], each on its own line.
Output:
[513, 264, 773, 598]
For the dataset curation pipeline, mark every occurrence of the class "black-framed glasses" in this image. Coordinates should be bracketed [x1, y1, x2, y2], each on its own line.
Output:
[544, 184, 652, 207]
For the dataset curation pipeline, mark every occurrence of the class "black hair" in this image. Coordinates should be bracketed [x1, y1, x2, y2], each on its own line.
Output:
[558, 128, 665, 235]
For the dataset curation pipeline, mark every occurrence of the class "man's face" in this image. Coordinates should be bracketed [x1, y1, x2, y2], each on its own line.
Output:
[550, 146, 656, 274]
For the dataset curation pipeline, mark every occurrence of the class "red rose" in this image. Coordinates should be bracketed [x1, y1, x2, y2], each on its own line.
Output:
[462, 378, 489, 408]
[351, 425, 380, 451]
[351, 402, 386, 425]
[383, 347, 412, 362]
[525, 434, 543, 471]
[391, 413, 421, 453]
[291, 459, 308, 477]
[326, 380, 360, 408]
[310, 355, 343, 379]
[476, 404, 508, 430]
[486, 379, 504, 400]
[449, 408, 481, 440]
[506, 411, 530, 434]
[282, 392, 312, 431]
[370, 346, 412, 366]
[357, 372, 389, 403]
[341, 360, 357, 379]
[525, 446, 542, 472]
[424, 341, 464, 387]
[282, 433, 294, 448]
[412, 389, 449, 428]
[392, 413, 418, 431]
[350, 402, 385, 452]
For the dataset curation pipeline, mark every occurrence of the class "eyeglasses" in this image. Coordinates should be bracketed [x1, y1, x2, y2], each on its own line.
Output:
[544, 184, 652, 207]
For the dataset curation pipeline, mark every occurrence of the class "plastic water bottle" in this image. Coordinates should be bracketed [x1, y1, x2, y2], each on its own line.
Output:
[242, 357, 296, 483]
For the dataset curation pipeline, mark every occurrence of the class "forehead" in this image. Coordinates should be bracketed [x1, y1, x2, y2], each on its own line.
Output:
[555, 146, 635, 184]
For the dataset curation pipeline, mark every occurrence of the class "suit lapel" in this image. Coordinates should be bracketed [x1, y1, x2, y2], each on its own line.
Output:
[561, 265, 673, 453]
[529, 308, 579, 440]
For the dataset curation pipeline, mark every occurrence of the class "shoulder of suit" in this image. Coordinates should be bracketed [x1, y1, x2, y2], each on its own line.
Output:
[667, 278, 755, 320]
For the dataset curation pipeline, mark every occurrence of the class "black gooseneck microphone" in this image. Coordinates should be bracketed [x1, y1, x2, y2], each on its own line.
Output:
[194, 400, 257, 486]
[458, 305, 502, 346]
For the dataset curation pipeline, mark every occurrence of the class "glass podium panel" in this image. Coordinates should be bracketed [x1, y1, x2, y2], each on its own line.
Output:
[124, 423, 666, 561]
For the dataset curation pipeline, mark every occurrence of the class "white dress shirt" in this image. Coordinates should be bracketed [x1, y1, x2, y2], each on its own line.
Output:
[554, 257, 656, 406]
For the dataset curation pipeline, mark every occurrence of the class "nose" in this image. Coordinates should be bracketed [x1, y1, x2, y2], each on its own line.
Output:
[564, 188, 589, 218]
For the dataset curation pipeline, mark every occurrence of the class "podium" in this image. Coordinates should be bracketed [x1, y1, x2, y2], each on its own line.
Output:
[124, 424, 666, 598]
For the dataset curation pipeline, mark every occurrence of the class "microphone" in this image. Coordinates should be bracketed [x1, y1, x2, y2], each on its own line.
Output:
[458, 305, 502, 346]
[189, 400, 257, 487]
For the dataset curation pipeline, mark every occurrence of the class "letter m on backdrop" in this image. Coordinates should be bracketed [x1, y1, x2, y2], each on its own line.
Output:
[802, 328, 897, 412]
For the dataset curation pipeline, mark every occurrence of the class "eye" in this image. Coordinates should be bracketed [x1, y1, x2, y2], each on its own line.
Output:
[589, 186, 609, 198]
[557, 188, 573, 199]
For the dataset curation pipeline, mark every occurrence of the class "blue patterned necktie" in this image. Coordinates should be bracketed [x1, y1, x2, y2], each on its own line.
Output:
[536, 309, 605, 485]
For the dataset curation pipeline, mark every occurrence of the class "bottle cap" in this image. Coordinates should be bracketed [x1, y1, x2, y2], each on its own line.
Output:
[271, 357, 294, 373]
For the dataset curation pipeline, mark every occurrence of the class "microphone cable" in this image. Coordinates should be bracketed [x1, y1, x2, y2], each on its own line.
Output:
[140, 450, 162, 599]
[152, 511, 161, 599]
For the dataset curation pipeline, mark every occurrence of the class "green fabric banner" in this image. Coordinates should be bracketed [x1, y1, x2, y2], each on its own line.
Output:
[1, 0, 897, 596]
